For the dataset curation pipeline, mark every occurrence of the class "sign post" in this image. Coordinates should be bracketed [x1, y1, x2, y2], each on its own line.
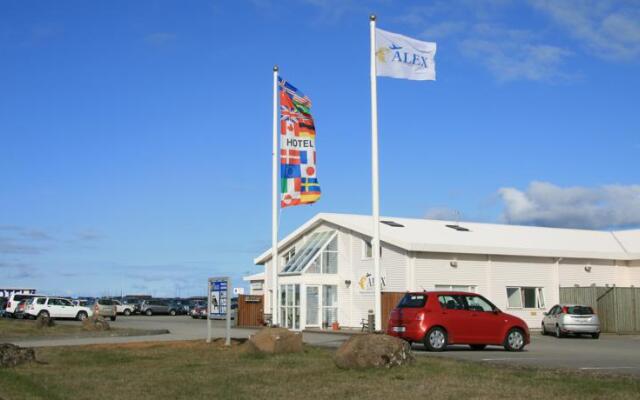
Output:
[207, 276, 231, 346]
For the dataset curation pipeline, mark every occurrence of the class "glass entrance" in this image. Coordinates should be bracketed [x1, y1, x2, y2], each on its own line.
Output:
[306, 286, 320, 327]
[280, 284, 300, 330]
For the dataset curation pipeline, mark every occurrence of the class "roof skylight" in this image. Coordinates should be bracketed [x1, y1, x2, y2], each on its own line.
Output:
[381, 220, 405, 227]
[446, 224, 470, 232]
[281, 230, 336, 274]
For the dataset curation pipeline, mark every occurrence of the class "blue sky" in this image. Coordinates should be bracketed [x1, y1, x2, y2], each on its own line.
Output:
[1, 0, 639, 297]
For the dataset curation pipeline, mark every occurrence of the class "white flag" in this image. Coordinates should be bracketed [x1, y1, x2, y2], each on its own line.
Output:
[375, 28, 436, 81]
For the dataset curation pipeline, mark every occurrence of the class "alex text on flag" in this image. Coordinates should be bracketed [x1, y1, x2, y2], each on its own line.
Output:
[375, 28, 436, 81]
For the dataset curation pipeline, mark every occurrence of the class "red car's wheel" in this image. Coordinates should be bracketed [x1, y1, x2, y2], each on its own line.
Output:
[504, 328, 526, 352]
[424, 327, 447, 352]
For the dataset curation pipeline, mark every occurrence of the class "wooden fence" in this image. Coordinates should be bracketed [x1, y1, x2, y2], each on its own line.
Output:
[237, 294, 264, 328]
[559, 287, 640, 334]
[381, 292, 406, 332]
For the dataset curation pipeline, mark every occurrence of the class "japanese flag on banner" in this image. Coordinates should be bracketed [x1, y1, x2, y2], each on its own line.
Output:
[375, 28, 436, 81]
[279, 77, 321, 208]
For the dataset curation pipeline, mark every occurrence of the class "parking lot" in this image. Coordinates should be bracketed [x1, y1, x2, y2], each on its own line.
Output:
[5, 315, 639, 376]
[420, 334, 640, 375]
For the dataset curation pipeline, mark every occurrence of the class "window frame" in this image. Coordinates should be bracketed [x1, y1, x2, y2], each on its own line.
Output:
[362, 240, 372, 259]
[506, 286, 546, 310]
[434, 284, 477, 293]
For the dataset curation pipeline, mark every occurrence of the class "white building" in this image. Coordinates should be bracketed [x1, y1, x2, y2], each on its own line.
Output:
[243, 272, 265, 296]
[254, 213, 640, 331]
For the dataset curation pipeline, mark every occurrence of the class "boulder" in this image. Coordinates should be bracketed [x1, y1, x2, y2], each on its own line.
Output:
[82, 316, 111, 331]
[334, 334, 414, 369]
[245, 327, 303, 354]
[35, 315, 56, 329]
[0, 344, 37, 368]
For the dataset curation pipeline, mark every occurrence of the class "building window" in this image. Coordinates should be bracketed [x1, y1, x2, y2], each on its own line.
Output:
[506, 287, 545, 309]
[363, 240, 372, 259]
[322, 285, 338, 328]
[362, 239, 382, 259]
[306, 236, 337, 274]
[283, 247, 296, 264]
[434, 284, 476, 292]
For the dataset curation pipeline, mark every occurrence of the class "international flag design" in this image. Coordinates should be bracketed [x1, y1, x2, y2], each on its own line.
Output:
[279, 77, 321, 208]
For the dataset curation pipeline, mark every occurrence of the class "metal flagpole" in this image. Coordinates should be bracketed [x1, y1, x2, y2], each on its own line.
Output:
[369, 15, 382, 332]
[272, 65, 280, 327]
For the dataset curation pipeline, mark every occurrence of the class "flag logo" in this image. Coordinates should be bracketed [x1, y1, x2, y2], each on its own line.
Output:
[279, 77, 321, 208]
[375, 28, 437, 81]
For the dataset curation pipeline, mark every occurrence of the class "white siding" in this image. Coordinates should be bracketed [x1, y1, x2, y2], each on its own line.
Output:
[382, 244, 408, 292]
[348, 231, 375, 328]
[415, 253, 489, 295]
[559, 259, 618, 287]
[490, 256, 557, 328]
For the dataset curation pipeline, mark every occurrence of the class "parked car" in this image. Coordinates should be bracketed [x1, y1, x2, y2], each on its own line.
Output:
[387, 291, 530, 352]
[13, 299, 29, 319]
[170, 300, 190, 315]
[190, 299, 238, 320]
[24, 296, 92, 321]
[112, 300, 136, 316]
[541, 304, 600, 339]
[4, 293, 39, 318]
[190, 302, 207, 319]
[72, 299, 92, 307]
[86, 298, 117, 321]
[139, 299, 180, 316]
[0, 297, 7, 317]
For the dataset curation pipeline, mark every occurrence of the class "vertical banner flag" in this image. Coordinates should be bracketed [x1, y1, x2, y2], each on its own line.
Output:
[375, 28, 436, 80]
[279, 77, 321, 207]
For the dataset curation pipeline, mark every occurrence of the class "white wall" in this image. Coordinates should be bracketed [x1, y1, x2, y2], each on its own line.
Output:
[489, 255, 557, 328]
[415, 253, 489, 294]
[559, 259, 618, 287]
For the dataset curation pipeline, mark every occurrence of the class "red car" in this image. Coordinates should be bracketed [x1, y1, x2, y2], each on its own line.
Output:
[387, 291, 530, 352]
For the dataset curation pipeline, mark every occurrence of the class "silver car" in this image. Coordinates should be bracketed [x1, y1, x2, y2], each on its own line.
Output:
[542, 304, 600, 339]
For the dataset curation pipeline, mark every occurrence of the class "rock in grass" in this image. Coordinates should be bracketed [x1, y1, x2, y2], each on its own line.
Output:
[82, 316, 111, 331]
[244, 328, 303, 354]
[35, 315, 56, 329]
[0, 344, 37, 368]
[334, 334, 414, 369]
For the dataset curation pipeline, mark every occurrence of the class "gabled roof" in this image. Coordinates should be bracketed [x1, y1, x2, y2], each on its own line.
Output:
[254, 213, 640, 264]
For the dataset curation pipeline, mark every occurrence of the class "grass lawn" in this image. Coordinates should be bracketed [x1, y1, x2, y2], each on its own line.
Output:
[0, 340, 638, 400]
[0, 318, 153, 340]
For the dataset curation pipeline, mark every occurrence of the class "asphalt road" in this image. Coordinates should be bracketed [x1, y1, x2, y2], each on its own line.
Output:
[7, 316, 640, 376]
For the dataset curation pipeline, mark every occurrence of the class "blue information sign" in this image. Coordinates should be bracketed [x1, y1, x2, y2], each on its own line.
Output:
[210, 279, 228, 317]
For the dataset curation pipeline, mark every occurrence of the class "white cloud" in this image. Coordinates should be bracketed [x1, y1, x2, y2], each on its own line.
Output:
[530, 0, 640, 61]
[498, 181, 640, 229]
[422, 21, 467, 39]
[461, 37, 573, 82]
